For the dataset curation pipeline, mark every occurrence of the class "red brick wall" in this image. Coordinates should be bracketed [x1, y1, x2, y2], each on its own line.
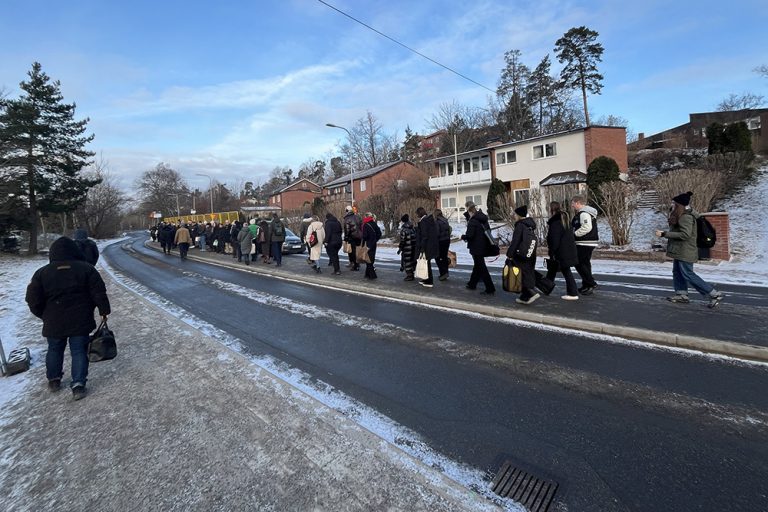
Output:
[701, 212, 730, 261]
[280, 189, 320, 211]
[584, 127, 629, 172]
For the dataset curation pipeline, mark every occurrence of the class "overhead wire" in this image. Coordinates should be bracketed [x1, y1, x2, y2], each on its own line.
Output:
[316, 0, 496, 94]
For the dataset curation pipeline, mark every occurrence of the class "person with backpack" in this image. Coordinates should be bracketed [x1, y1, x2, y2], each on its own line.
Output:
[269, 214, 286, 267]
[434, 209, 452, 281]
[73, 228, 99, 266]
[545, 202, 579, 300]
[507, 205, 539, 305]
[461, 202, 495, 295]
[324, 213, 343, 275]
[655, 191, 724, 308]
[343, 206, 362, 271]
[398, 214, 417, 281]
[361, 212, 382, 280]
[571, 195, 599, 295]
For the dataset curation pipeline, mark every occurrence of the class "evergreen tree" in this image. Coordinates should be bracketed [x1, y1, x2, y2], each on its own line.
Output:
[486, 178, 507, 221]
[586, 156, 620, 208]
[554, 27, 604, 126]
[525, 55, 556, 135]
[0, 62, 96, 253]
[496, 49, 535, 140]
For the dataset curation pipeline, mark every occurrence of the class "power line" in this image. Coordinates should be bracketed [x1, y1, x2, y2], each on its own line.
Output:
[316, 0, 496, 94]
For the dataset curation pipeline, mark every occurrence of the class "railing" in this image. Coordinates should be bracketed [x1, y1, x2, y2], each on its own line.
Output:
[428, 169, 492, 189]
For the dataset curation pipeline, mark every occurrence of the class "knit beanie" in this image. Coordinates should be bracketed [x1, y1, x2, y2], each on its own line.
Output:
[401, 214, 409, 223]
[672, 191, 693, 207]
[249, 219, 256, 225]
[514, 205, 528, 217]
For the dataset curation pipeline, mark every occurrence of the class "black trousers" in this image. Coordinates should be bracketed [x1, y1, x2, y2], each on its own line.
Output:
[327, 243, 341, 272]
[347, 239, 360, 269]
[575, 245, 597, 288]
[468, 254, 495, 292]
[545, 259, 579, 296]
[436, 240, 450, 276]
[178, 243, 189, 260]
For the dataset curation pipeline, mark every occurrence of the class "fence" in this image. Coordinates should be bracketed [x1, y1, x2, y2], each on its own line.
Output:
[161, 211, 241, 225]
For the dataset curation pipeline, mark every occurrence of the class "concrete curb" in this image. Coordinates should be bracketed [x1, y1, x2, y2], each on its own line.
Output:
[142, 241, 768, 364]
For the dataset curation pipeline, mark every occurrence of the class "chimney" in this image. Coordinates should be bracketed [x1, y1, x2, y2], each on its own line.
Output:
[638, 132, 645, 140]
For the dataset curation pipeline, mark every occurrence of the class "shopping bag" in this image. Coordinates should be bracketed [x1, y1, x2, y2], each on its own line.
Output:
[356, 244, 371, 264]
[343, 241, 352, 254]
[88, 319, 117, 362]
[415, 254, 429, 280]
[502, 259, 522, 293]
[447, 250, 457, 268]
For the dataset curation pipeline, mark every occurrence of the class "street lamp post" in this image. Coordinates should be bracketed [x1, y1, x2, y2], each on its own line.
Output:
[196, 173, 214, 215]
[325, 123, 355, 206]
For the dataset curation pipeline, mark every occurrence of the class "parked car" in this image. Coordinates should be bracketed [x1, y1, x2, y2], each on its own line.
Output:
[281, 228, 305, 254]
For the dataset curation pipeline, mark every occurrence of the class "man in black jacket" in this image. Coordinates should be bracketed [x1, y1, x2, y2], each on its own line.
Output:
[416, 206, 438, 288]
[73, 228, 99, 265]
[26, 236, 111, 400]
[507, 205, 540, 305]
[461, 202, 495, 294]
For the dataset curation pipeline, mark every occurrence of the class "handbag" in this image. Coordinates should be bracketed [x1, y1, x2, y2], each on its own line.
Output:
[484, 226, 500, 257]
[343, 241, 352, 254]
[356, 244, 371, 264]
[212, 239, 219, 247]
[502, 259, 522, 293]
[447, 250, 457, 268]
[415, 253, 429, 280]
[88, 319, 117, 362]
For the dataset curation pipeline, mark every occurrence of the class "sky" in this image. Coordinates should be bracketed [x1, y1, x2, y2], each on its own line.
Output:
[1, 0, 766, 193]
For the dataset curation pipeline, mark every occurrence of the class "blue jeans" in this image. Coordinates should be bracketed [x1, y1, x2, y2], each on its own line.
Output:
[46, 335, 90, 387]
[198, 234, 206, 251]
[271, 241, 283, 265]
[672, 259, 713, 296]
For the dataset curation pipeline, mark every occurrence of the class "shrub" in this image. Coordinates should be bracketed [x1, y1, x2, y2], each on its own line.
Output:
[587, 156, 620, 208]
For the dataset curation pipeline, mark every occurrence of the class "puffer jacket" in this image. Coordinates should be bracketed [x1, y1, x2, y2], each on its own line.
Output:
[399, 221, 417, 271]
[25, 237, 111, 337]
[663, 208, 700, 263]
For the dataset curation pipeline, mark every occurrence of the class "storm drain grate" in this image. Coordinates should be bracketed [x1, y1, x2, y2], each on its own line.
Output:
[491, 460, 558, 512]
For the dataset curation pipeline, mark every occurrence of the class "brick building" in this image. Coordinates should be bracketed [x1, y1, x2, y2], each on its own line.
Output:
[268, 178, 322, 213]
[323, 160, 425, 206]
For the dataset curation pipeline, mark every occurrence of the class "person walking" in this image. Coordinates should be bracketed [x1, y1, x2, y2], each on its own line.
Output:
[461, 202, 495, 294]
[269, 214, 286, 267]
[324, 212, 343, 275]
[174, 222, 192, 260]
[398, 214, 417, 281]
[361, 212, 382, 279]
[300, 213, 313, 264]
[230, 221, 241, 259]
[150, 225, 158, 242]
[248, 219, 259, 261]
[159, 222, 174, 254]
[73, 227, 99, 265]
[343, 206, 362, 271]
[306, 215, 325, 273]
[25, 236, 111, 400]
[434, 209, 451, 281]
[507, 205, 540, 304]
[416, 206, 439, 288]
[545, 202, 579, 300]
[571, 195, 599, 295]
[258, 218, 272, 263]
[237, 222, 254, 265]
[655, 191, 724, 308]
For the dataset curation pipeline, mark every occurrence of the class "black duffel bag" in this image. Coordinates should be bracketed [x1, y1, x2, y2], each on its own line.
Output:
[89, 319, 117, 362]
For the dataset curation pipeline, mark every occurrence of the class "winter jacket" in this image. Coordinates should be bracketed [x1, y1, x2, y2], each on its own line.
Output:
[324, 216, 343, 248]
[306, 220, 325, 261]
[237, 226, 253, 254]
[248, 222, 259, 239]
[464, 211, 491, 257]
[417, 214, 439, 259]
[174, 226, 192, 245]
[546, 212, 578, 267]
[159, 225, 174, 245]
[663, 208, 700, 263]
[25, 237, 111, 337]
[573, 205, 599, 246]
[270, 219, 287, 243]
[362, 218, 381, 250]
[300, 217, 313, 242]
[436, 216, 451, 241]
[73, 228, 99, 266]
[399, 221, 417, 271]
[343, 212, 362, 241]
[507, 217, 537, 263]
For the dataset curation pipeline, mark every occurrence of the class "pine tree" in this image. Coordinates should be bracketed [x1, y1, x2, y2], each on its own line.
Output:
[0, 62, 95, 253]
[496, 50, 535, 140]
[486, 178, 507, 221]
[554, 27, 604, 126]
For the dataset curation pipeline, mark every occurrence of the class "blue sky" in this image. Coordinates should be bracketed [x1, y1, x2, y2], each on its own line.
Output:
[1, 0, 766, 191]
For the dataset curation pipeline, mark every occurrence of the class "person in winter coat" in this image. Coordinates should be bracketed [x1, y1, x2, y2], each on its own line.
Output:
[159, 223, 174, 254]
[434, 209, 451, 281]
[299, 212, 313, 264]
[461, 202, 495, 294]
[248, 219, 259, 261]
[398, 214, 417, 281]
[361, 212, 382, 279]
[655, 191, 724, 307]
[237, 224, 254, 265]
[343, 206, 363, 271]
[571, 195, 599, 295]
[223, 221, 233, 254]
[258, 219, 272, 263]
[174, 222, 192, 260]
[150, 225, 158, 242]
[507, 205, 539, 304]
[545, 202, 579, 300]
[73, 228, 99, 266]
[305, 215, 325, 273]
[25, 236, 111, 400]
[324, 213, 343, 275]
[229, 221, 241, 260]
[270, 214, 287, 267]
[204, 222, 214, 251]
[416, 206, 439, 288]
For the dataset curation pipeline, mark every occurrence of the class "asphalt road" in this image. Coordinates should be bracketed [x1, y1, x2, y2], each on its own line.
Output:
[103, 236, 768, 512]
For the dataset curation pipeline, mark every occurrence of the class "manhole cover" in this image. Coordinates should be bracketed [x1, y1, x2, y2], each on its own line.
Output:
[491, 460, 558, 512]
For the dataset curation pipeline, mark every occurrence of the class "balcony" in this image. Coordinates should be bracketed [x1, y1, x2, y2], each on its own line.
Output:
[428, 169, 492, 190]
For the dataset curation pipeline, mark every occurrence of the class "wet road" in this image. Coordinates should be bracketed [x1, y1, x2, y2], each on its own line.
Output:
[103, 236, 768, 512]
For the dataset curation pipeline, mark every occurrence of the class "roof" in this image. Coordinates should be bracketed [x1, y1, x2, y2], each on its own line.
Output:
[539, 171, 587, 187]
[323, 160, 408, 188]
[272, 178, 321, 195]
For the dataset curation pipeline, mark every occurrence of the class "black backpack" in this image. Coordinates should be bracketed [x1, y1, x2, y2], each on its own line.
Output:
[516, 226, 538, 261]
[696, 216, 716, 248]
[272, 221, 285, 237]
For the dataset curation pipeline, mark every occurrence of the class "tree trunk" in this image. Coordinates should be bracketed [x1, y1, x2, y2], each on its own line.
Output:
[581, 76, 590, 126]
[26, 160, 38, 255]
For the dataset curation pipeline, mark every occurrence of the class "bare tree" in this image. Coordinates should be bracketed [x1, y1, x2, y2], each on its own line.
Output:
[429, 100, 495, 155]
[654, 168, 725, 214]
[135, 162, 189, 217]
[338, 111, 399, 172]
[596, 181, 638, 246]
[716, 92, 765, 111]
[75, 161, 127, 238]
[753, 65, 768, 79]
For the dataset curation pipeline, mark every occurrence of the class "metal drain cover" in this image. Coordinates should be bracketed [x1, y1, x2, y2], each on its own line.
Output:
[491, 460, 558, 512]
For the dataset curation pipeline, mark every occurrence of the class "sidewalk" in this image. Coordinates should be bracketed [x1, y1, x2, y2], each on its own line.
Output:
[158, 241, 768, 363]
[0, 272, 501, 511]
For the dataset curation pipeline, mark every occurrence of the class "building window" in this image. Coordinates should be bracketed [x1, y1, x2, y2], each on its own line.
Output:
[447, 162, 454, 175]
[440, 162, 447, 176]
[464, 158, 471, 172]
[481, 155, 490, 170]
[496, 152, 505, 165]
[465, 194, 482, 206]
[497, 150, 516, 165]
[360, 180, 366, 192]
[301, 181, 307, 189]
[457, 160, 463, 174]
[506, 150, 517, 163]
[514, 189, 530, 207]
[533, 143, 557, 159]
[472, 157, 479, 172]
[441, 197, 457, 208]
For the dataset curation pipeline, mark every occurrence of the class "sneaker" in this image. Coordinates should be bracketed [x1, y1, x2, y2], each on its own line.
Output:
[708, 292, 724, 309]
[48, 379, 61, 392]
[561, 295, 579, 301]
[404, 275, 414, 281]
[438, 273, 448, 281]
[334, 271, 341, 275]
[419, 281, 434, 288]
[516, 293, 541, 305]
[72, 385, 87, 401]
[580, 286, 594, 296]
[667, 294, 690, 304]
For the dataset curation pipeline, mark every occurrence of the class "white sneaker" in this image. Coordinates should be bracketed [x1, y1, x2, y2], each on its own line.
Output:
[561, 295, 579, 301]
